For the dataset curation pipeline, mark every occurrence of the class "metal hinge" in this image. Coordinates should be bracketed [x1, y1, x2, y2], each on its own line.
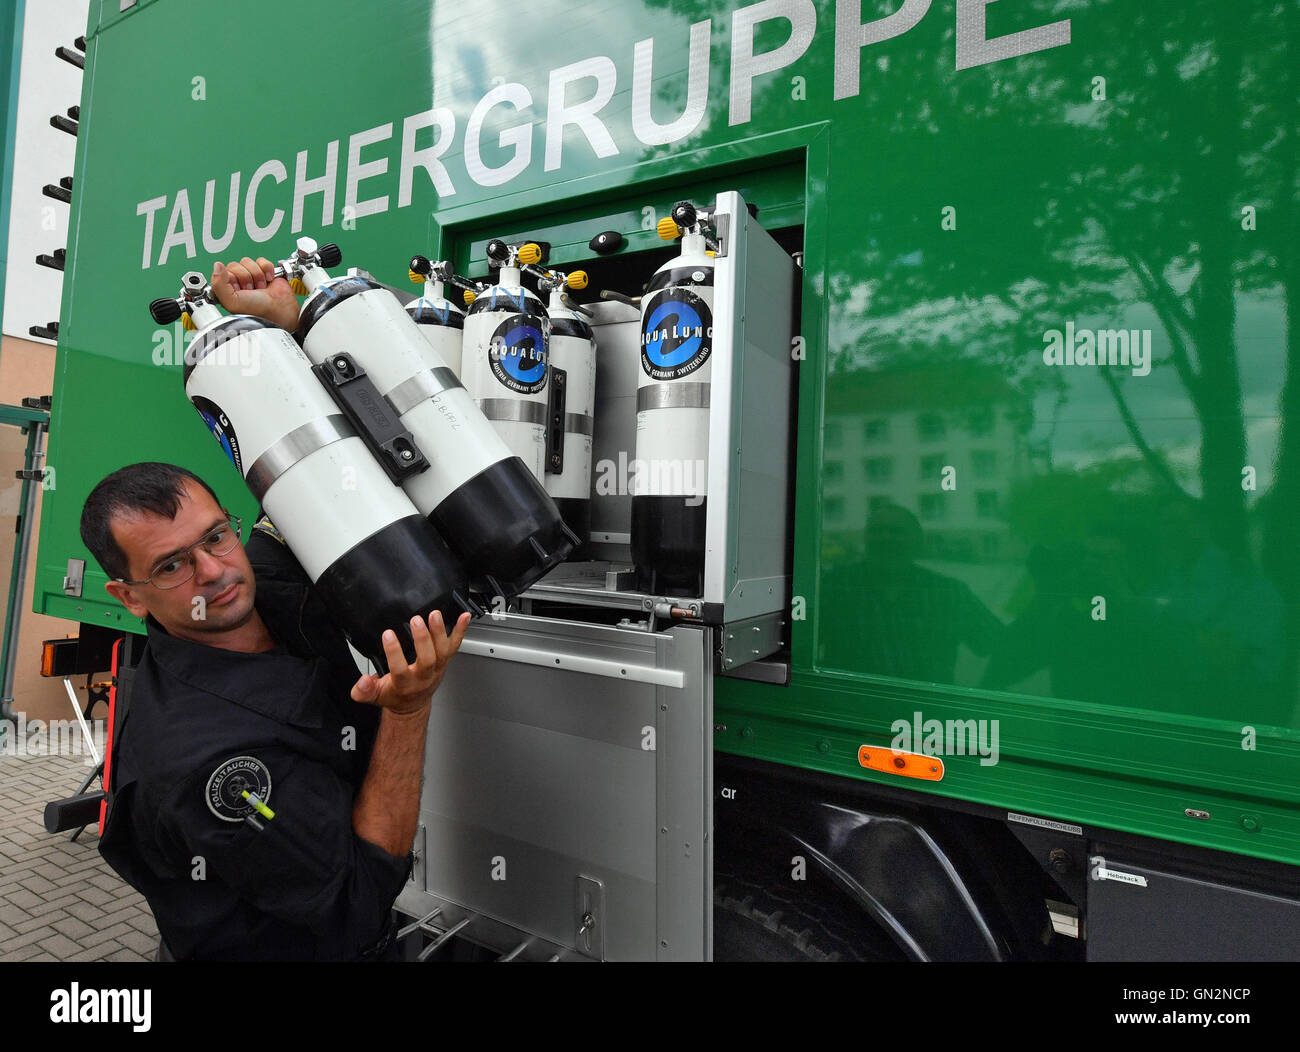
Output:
[63, 558, 84, 597]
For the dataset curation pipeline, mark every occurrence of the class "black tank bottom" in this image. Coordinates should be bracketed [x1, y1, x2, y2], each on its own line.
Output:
[552, 498, 592, 560]
[314, 515, 475, 668]
[631, 495, 706, 596]
[432, 457, 578, 600]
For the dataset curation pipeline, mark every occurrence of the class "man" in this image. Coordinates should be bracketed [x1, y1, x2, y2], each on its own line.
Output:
[83, 461, 469, 961]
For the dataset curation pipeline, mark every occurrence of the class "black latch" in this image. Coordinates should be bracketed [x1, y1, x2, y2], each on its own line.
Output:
[311, 353, 428, 485]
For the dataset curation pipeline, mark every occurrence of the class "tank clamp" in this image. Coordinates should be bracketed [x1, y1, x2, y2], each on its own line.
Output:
[311, 353, 430, 485]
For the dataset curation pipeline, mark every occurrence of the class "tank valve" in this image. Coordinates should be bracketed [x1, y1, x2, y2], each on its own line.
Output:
[273, 236, 343, 292]
[148, 269, 222, 329]
[657, 200, 719, 252]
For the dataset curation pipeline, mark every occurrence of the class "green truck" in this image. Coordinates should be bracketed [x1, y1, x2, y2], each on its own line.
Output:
[28, 0, 1299, 959]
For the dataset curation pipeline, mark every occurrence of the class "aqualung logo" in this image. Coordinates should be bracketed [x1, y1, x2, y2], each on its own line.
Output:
[641, 289, 713, 380]
[191, 395, 243, 473]
[488, 314, 548, 394]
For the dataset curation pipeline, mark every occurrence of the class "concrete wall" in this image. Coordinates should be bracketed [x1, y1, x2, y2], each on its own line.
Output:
[1, 332, 87, 724]
[3, 0, 88, 342]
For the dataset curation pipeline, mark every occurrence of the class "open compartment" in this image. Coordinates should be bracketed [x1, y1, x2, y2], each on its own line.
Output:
[392, 175, 804, 961]
[446, 184, 804, 674]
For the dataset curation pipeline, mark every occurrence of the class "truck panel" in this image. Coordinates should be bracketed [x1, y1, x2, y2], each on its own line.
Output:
[36, 0, 1300, 874]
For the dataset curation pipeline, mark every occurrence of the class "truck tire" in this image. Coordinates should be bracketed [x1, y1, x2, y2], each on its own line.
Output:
[714, 869, 904, 962]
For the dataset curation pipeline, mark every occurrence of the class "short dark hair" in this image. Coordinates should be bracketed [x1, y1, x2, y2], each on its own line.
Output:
[80, 463, 222, 580]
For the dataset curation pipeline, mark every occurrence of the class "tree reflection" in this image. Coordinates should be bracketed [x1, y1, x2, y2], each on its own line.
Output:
[639, 0, 1294, 725]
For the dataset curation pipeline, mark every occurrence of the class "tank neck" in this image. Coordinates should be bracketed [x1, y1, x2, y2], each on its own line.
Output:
[303, 267, 332, 292]
[190, 302, 223, 328]
[498, 265, 521, 288]
[681, 231, 709, 259]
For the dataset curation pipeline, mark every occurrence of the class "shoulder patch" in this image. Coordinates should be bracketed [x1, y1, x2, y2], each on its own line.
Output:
[253, 515, 287, 545]
[205, 755, 273, 822]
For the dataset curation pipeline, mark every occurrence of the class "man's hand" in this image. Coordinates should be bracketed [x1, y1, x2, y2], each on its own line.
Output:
[350, 611, 471, 716]
[211, 256, 301, 331]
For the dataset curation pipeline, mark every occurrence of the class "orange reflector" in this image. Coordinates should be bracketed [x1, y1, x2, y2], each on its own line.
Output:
[40, 641, 58, 677]
[858, 745, 944, 781]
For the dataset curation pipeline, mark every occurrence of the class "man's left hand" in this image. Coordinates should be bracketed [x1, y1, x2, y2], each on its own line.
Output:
[350, 611, 471, 716]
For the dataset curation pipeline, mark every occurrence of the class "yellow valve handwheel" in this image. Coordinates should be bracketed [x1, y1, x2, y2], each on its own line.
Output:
[566, 270, 589, 290]
[181, 312, 195, 332]
[408, 268, 425, 285]
[656, 217, 680, 241]
[518, 242, 542, 265]
[463, 290, 477, 306]
[289, 277, 308, 296]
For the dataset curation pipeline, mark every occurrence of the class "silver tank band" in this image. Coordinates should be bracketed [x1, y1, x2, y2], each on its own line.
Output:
[385, 366, 465, 416]
[564, 413, 593, 437]
[477, 398, 547, 426]
[245, 414, 356, 501]
[636, 382, 711, 413]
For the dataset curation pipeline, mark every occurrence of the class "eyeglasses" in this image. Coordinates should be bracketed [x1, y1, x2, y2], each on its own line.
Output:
[116, 515, 243, 589]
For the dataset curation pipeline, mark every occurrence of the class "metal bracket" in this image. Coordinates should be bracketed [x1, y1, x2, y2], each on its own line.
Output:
[546, 364, 567, 475]
[712, 212, 730, 258]
[575, 875, 605, 960]
[63, 559, 84, 598]
[312, 353, 429, 485]
[718, 611, 785, 673]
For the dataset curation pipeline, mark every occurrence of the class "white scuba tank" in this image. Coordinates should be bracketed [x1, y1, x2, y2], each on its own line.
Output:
[459, 241, 550, 482]
[631, 218, 714, 595]
[542, 282, 597, 555]
[283, 242, 576, 599]
[153, 278, 473, 664]
[405, 265, 466, 378]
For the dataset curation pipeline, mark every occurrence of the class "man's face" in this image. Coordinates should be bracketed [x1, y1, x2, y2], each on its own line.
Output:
[103, 481, 259, 643]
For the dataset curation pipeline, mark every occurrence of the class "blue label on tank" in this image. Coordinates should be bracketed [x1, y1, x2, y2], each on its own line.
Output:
[488, 314, 548, 394]
[641, 288, 713, 380]
[191, 395, 243, 474]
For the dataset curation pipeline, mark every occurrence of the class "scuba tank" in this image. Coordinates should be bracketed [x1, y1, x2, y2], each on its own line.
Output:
[278, 238, 577, 600]
[404, 256, 475, 378]
[539, 267, 597, 557]
[631, 201, 717, 596]
[148, 270, 475, 665]
[459, 240, 551, 482]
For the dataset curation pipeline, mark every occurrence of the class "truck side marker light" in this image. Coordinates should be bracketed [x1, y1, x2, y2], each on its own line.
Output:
[858, 745, 944, 781]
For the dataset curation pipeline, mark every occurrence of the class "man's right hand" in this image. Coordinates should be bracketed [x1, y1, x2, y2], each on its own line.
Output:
[211, 256, 301, 331]
[350, 610, 471, 716]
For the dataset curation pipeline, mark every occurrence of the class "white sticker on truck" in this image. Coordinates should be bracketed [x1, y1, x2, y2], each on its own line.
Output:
[1007, 811, 1084, 836]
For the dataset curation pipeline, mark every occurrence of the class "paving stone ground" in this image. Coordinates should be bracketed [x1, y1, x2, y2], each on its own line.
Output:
[0, 741, 158, 962]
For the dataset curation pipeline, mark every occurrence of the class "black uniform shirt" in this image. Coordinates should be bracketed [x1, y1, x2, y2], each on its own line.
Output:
[98, 527, 411, 961]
